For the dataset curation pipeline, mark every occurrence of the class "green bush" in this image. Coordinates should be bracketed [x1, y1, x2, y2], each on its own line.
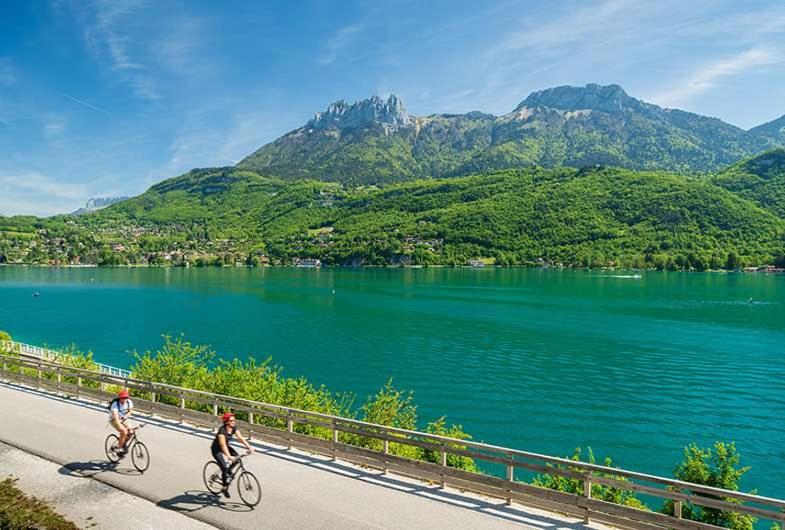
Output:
[663, 442, 756, 530]
[129, 339, 477, 471]
[532, 447, 648, 509]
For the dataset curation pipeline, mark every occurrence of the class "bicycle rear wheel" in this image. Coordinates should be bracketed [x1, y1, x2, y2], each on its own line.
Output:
[131, 442, 150, 472]
[203, 461, 223, 495]
[237, 471, 261, 507]
[105, 434, 120, 463]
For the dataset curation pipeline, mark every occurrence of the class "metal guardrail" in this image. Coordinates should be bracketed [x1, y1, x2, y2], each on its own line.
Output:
[0, 340, 131, 378]
[0, 351, 783, 530]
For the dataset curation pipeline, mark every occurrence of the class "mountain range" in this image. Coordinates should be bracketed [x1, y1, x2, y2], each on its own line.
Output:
[237, 84, 784, 185]
[3, 83, 785, 269]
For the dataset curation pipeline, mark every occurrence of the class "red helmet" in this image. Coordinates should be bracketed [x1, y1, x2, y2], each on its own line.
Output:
[118, 390, 130, 399]
[221, 412, 235, 423]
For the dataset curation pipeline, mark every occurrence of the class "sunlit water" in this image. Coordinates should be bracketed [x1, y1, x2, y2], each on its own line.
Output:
[1, 267, 783, 498]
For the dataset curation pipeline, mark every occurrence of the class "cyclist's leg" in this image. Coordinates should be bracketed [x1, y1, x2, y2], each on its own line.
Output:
[213, 451, 231, 488]
[111, 418, 129, 450]
[227, 446, 240, 473]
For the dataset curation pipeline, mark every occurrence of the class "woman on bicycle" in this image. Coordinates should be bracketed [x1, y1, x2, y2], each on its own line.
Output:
[211, 412, 254, 497]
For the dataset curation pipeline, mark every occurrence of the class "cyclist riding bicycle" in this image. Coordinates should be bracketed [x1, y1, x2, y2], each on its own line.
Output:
[211, 412, 254, 497]
[108, 389, 134, 456]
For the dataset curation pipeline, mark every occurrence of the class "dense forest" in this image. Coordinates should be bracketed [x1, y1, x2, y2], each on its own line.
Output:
[2, 150, 784, 270]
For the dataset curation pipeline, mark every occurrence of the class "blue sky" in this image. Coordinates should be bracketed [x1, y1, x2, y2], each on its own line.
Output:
[1, 0, 784, 216]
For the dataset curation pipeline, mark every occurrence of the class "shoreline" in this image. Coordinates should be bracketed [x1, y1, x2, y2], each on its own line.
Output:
[1, 262, 782, 273]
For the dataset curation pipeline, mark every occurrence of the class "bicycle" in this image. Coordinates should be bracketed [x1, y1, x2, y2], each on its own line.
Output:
[203, 451, 261, 507]
[105, 422, 150, 473]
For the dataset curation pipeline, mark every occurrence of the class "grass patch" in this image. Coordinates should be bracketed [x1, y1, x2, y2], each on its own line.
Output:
[0, 477, 79, 530]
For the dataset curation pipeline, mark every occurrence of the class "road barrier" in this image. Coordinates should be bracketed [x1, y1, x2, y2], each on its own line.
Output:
[0, 340, 131, 378]
[1, 350, 783, 530]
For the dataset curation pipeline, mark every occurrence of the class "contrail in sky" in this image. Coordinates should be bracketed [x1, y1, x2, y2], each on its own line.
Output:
[63, 93, 110, 114]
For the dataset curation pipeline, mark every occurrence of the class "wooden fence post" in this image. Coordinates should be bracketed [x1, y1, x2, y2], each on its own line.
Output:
[675, 500, 683, 519]
[332, 419, 339, 461]
[583, 476, 592, 523]
[287, 412, 294, 450]
[383, 439, 389, 475]
[440, 444, 447, 488]
[506, 457, 514, 506]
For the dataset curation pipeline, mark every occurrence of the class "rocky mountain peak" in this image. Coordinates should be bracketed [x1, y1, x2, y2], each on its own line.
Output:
[308, 94, 412, 131]
[516, 83, 646, 114]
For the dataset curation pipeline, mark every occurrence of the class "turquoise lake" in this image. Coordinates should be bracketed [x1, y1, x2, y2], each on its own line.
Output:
[1, 267, 783, 499]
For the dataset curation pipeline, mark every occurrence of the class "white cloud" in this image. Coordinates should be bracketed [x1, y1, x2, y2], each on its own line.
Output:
[650, 47, 783, 107]
[81, 0, 162, 100]
[0, 171, 89, 216]
[493, 0, 629, 55]
[319, 25, 362, 65]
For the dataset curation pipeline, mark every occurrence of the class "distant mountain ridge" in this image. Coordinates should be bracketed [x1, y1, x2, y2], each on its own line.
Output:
[71, 196, 129, 216]
[237, 84, 784, 185]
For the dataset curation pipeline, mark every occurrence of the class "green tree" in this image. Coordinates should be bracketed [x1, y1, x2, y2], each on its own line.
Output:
[664, 442, 755, 530]
[726, 251, 740, 270]
[0, 330, 11, 342]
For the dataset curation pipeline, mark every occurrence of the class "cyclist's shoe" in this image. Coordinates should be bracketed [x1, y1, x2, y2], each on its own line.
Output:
[221, 486, 231, 498]
[115, 447, 128, 458]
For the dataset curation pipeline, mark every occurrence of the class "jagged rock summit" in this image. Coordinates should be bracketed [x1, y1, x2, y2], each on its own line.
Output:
[308, 94, 411, 131]
[517, 83, 650, 114]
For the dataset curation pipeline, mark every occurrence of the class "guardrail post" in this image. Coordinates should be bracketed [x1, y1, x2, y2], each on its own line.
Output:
[179, 392, 185, 423]
[213, 400, 218, 416]
[76, 376, 82, 397]
[383, 439, 389, 474]
[440, 444, 447, 488]
[506, 457, 514, 505]
[674, 500, 683, 519]
[287, 412, 294, 450]
[583, 476, 592, 523]
[37, 360, 42, 390]
[332, 419, 339, 461]
[56, 367, 62, 394]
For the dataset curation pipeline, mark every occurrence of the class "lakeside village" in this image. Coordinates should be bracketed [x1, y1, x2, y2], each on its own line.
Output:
[1, 223, 784, 273]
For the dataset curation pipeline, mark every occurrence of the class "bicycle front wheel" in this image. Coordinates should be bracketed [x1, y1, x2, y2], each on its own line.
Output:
[131, 442, 150, 472]
[105, 434, 120, 463]
[237, 471, 261, 507]
[203, 461, 223, 494]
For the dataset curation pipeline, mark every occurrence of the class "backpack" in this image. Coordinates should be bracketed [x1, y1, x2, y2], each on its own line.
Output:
[107, 398, 119, 411]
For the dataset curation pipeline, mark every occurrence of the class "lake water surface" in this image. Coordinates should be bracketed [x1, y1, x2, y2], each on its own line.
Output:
[1, 267, 783, 498]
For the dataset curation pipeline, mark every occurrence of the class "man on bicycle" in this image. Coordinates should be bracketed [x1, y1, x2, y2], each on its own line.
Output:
[108, 389, 134, 456]
[211, 412, 253, 497]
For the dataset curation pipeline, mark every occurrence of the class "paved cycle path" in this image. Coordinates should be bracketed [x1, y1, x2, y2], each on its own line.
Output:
[0, 382, 608, 529]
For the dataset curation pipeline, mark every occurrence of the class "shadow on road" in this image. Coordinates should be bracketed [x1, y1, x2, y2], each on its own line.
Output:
[256, 447, 587, 529]
[156, 489, 251, 513]
[59, 460, 142, 478]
